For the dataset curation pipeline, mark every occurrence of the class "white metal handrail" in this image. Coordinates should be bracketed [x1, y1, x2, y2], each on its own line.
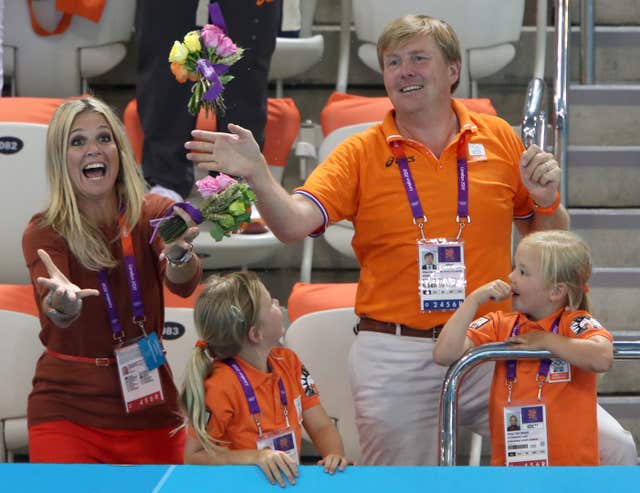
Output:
[439, 340, 640, 466]
[553, 0, 569, 205]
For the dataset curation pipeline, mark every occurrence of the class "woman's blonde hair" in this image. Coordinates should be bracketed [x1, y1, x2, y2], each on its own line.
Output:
[180, 271, 266, 451]
[520, 230, 593, 312]
[43, 97, 145, 271]
[377, 14, 462, 92]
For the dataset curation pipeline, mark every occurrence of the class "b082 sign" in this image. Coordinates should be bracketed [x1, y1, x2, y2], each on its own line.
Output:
[0, 137, 24, 155]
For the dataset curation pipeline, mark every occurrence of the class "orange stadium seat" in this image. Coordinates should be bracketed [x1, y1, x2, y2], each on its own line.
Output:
[320, 92, 497, 137]
[123, 97, 300, 180]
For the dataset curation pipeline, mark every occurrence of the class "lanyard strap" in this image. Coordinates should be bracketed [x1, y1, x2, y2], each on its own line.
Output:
[389, 131, 471, 240]
[223, 358, 290, 436]
[97, 214, 146, 342]
[506, 315, 561, 383]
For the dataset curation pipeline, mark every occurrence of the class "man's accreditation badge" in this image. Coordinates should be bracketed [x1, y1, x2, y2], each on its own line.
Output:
[418, 239, 466, 312]
[503, 404, 549, 466]
[114, 339, 165, 413]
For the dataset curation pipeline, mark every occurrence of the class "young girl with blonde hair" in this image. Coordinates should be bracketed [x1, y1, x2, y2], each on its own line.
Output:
[181, 271, 350, 486]
[434, 230, 613, 466]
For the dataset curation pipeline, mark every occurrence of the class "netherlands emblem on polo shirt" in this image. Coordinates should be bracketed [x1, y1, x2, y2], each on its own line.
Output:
[301, 365, 318, 396]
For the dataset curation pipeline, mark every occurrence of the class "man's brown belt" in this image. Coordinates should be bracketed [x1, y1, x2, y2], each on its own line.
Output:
[356, 317, 443, 339]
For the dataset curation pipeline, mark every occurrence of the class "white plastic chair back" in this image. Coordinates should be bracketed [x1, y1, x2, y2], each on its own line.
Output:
[0, 310, 43, 462]
[0, 123, 48, 284]
[284, 307, 361, 462]
[163, 307, 199, 391]
[3, 0, 135, 96]
[299, 121, 378, 281]
[350, 0, 525, 97]
[269, 0, 324, 94]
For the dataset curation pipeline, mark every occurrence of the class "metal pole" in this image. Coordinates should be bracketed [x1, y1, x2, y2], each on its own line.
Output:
[554, 0, 569, 206]
[335, 0, 352, 93]
[522, 77, 546, 149]
[439, 341, 640, 466]
[580, 0, 595, 84]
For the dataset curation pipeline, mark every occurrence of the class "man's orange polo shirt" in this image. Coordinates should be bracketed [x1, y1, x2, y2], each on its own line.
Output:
[297, 100, 534, 329]
[204, 347, 320, 452]
[467, 309, 612, 465]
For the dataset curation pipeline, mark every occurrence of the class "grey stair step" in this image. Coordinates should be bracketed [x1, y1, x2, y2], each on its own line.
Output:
[596, 396, 640, 421]
[567, 146, 640, 207]
[569, 209, 640, 268]
[570, 1, 640, 25]
[569, 84, 640, 105]
[568, 85, 640, 145]
[590, 268, 640, 334]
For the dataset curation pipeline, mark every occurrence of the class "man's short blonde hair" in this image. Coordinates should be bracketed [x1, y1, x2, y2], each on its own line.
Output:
[377, 14, 462, 92]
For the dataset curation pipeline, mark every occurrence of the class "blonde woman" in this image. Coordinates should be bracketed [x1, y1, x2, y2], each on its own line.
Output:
[181, 272, 350, 487]
[435, 230, 613, 465]
[22, 96, 202, 463]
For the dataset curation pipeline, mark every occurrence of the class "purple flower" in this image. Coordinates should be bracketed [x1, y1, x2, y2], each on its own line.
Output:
[196, 174, 237, 198]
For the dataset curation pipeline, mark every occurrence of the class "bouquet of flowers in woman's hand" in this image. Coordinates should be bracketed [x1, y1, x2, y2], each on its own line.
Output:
[150, 174, 257, 244]
[168, 3, 243, 116]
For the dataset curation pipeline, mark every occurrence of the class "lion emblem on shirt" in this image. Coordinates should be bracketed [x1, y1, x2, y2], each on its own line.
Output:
[300, 365, 318, 396]
[570, 315, 603, 336]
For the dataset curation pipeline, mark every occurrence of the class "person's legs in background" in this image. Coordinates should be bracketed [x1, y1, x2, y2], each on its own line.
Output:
[215, 0, 282, 150]
[135, 0, 199, 200]
[348, 333, 454, 465]
[596, 404, 638, 465]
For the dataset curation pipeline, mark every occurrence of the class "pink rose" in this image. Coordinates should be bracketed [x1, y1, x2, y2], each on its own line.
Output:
[216, 36, 238, 57]
[201, 24, 225, 49]
[196, 174, 237, 198]
[215, 173, 237, 190]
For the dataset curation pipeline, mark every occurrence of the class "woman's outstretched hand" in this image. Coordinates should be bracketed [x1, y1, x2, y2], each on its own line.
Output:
[36, 249, 99, 322]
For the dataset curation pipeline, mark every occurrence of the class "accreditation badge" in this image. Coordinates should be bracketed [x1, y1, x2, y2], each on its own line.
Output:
[114, 339, 165, 413]
[547, 359, 571, 383]
[503, 404, 549, 466]
[418, 239, 466, 312]
[256, 428, 299, 464]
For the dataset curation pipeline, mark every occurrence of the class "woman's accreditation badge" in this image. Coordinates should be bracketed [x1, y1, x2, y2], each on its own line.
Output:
[114, 340, 165, 413]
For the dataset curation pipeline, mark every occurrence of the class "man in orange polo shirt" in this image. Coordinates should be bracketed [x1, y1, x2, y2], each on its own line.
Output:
[185, 15, 636, 465]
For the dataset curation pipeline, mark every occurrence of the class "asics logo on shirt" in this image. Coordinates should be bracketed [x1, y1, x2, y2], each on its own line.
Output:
[385, 155, 415, 167]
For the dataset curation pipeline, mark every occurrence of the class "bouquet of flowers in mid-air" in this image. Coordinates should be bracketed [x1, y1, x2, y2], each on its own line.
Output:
[168, 2, 244, 116]
[151, 174, 257, 244]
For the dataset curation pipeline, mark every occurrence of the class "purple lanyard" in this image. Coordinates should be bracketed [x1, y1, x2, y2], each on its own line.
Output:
[224, 358, 290, 436]
[505, 315, 561, 401]
[389, 132, 471, 240]
[97, 214, 146, 343]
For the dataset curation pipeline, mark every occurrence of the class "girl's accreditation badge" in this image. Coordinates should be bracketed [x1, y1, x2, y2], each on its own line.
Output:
[257, 429, 299, 464]
[418, 239, 466, 312]
[114, 339, 165, 414]
[503, 404, 549, 466]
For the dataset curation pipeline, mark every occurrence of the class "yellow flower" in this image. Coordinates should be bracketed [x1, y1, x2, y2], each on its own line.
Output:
[168, 41, 189, 64]
[183, 31, 202, 53]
